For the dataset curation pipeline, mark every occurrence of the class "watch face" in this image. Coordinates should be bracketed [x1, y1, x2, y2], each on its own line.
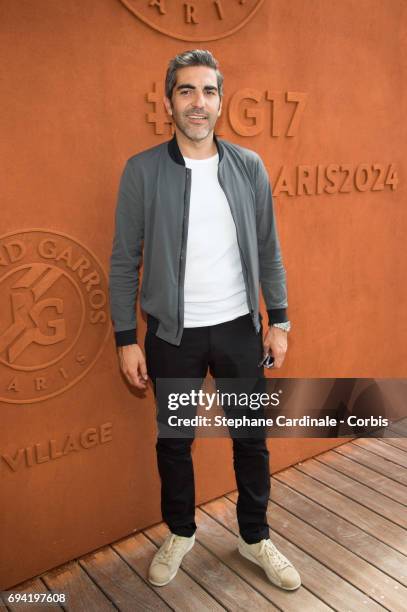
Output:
[119, 0, 265, 41]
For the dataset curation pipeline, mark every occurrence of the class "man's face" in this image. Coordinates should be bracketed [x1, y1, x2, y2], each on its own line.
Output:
[164, 65, 222, 142]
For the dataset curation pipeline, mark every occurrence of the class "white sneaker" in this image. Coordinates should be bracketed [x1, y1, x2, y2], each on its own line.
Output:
[148, 532, 195, 586]
[238, 535, 301, 590]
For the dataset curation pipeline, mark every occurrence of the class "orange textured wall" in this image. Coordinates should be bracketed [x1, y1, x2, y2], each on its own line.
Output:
[1, 0, 406, 588]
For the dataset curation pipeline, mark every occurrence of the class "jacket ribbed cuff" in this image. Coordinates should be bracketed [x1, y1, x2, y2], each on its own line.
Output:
[115, 328, 137, 347]
[267, 308, 288, 325]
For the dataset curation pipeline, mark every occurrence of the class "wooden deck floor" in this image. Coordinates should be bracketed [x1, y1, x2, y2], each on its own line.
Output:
[2, 433, 407, 611]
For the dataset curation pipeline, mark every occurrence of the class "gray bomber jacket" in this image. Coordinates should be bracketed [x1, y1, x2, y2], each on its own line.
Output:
[109, 134, 288, 347]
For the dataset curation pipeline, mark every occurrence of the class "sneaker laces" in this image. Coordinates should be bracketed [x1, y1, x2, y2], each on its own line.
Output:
[259, 539, 291, 570]
[155, 534, 185, 564]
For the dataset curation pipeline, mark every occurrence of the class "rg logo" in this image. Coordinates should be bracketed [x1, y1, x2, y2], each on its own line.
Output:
[0, 230, 110, 404]
[1, 264, 76, 369]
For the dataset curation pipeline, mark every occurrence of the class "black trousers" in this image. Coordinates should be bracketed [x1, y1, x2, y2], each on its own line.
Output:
[144, 313, 270, 544]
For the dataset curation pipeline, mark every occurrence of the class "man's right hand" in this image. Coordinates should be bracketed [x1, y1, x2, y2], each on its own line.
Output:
[117, 344, 148, 390]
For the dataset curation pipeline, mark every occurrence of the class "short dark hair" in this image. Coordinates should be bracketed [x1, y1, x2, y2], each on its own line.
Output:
[165, 49, 224, 100]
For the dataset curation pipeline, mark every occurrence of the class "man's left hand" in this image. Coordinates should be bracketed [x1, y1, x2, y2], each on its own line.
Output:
[263, 326, 288, 368]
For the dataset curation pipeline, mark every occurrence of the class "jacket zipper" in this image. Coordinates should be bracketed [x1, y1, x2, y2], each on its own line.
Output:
[177, 167, 192, 339]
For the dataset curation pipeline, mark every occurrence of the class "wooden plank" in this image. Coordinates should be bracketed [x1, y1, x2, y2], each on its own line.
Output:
[272, 467, 407, 555]
[269, 477, 407, 587]
[113, 531, 225, 612]
[315, 449, 407, 505]
[295, 458, 407, 527]
[78, 545, 170, 611]
[207, 496, 384, 612]
[194, 507, 331, 612]
[145, 522, 277, 611]
[42, 561, 115, 611]
[1, 578, 62, 612]
[333, 442, 407, 486]
[379, 437, 407, 452]
[352, 438, 407, 468]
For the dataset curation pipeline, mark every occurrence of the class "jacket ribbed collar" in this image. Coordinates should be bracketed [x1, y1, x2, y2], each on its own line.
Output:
[167, 132, 224, 166]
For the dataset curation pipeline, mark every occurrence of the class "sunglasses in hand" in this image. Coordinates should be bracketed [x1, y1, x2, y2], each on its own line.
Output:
[258, 353, 275, 369]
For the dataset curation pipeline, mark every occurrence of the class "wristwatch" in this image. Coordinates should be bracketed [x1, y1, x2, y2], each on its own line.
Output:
[271, 321, 291, 332]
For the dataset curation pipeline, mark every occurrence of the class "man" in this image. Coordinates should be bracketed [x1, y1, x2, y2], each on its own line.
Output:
[109, 50, 301, 591]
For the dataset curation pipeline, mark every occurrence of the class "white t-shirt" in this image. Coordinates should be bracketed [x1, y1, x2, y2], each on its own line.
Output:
[183, 153, 249, 327]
